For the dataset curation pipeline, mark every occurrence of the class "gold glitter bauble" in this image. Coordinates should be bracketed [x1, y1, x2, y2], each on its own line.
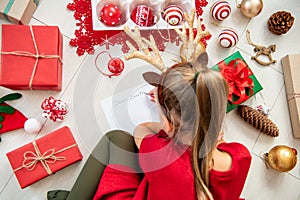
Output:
[265, 145, 297, 172]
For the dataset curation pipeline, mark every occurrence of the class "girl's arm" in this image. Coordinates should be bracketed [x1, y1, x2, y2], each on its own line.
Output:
[133, 122, 164, 149]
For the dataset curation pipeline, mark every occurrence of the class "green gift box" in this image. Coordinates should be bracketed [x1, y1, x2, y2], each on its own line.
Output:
[211, 51, 263, 113]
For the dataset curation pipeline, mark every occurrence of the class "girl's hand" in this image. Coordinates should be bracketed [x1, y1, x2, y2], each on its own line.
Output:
[147, 88, 157, 103]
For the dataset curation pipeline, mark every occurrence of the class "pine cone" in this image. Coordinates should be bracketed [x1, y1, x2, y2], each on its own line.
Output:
[237, 105, 279, 137]
[268, 11, 294, 35]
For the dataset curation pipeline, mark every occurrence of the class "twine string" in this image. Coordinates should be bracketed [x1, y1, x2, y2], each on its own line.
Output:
[288, 93, 300, 101]
[1, 26, 62, 90]
[13, 140, 77, 175]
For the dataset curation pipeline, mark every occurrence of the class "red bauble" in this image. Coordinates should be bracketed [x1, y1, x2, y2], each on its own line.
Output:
[108, 58, 124, 74]
[99, 4, 121, 26]
[131, 5, 156, 27]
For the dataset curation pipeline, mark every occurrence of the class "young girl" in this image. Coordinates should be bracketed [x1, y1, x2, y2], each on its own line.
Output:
[48, 53, 251, 200]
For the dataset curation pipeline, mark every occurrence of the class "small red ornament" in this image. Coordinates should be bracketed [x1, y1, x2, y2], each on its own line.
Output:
[131, 5, 156, 27]
[108, 58, 124, 74]
[99, 4, 121, 26]
[95, 51, 125, 78]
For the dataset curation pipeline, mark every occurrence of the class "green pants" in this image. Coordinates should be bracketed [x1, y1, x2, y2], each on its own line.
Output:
[47, 130, 140, 200]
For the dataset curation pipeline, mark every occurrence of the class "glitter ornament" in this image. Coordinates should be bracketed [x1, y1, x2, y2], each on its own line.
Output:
[211, 0, 231, 21]
[131, 5, 156, 27]
[218, 29, 238, 48]
[264, 145, 297, 172]
[162, 5, 184, 26]
[99, 4, 121, 26]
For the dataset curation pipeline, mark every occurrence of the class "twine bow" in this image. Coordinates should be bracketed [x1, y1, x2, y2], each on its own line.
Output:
[1, 26, 62, 90]
[218, 58, 254, 105]
[288, 93, 300, 101]
[14, 140, 77, 175]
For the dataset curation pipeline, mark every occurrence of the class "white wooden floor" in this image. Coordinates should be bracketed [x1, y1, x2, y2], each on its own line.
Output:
[1, 0, 300, 199]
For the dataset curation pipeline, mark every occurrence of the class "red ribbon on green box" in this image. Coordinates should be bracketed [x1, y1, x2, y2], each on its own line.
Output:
[211, 51, 263, 112]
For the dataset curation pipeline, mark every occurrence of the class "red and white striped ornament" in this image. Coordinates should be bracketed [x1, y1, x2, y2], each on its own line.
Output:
[162, 5, 184, 26]
[211, 0, 231, 21]
[218, 29, 238, 48]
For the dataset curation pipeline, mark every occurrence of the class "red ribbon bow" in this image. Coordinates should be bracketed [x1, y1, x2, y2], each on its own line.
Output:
[41, 97, 68, 122]
[219, 59, 254, 105]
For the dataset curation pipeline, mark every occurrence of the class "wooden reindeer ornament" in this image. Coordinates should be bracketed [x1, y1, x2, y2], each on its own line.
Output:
[246, 30, 277, 66]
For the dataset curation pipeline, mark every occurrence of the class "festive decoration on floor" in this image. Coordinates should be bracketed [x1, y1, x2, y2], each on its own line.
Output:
[95, 51, 124, 78]
[218, 29, 238, 48]
[131, 5, 156, 27]
[98, 4, 122, 26]
[281, 54, 300, 138]
[0, 93, 42, 134]
[268, 11, 295, 35]
[162, 5, 184, 26]
[24, 118, 42, 134]
[66, 0, 210, 56]
[0, 0, 39, 24]
[264, 145, 297, 172]
[211, 0, 231, 21]
[255, 104, 271, 115]
[211, 51, 263, 112]
[6, 126, 83, 189]
[246, 30, 277, 66]
[236, 0, 263, 18]
[237, 105, 279, 137]
[0, 25, 63, 91]
[41, 97, 68, 122]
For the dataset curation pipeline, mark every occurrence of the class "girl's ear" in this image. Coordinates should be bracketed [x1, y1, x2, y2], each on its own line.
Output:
[193, 52, 208, 68]
[142, 72, 162, 87]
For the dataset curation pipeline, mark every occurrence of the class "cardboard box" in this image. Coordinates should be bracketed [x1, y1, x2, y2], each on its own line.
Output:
[0, 24, 62, 90]
[281, 54, 300, 138]
[0, 0, 39, 24]
[211, 51, 263, 112]
[6, 126, 83, 188]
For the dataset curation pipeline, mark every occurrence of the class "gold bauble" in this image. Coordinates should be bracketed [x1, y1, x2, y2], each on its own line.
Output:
[264, 145, 297, 172]
[239, 0, 263, 18]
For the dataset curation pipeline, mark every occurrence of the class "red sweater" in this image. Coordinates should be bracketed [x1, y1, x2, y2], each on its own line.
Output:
[93, 130, 251, 200]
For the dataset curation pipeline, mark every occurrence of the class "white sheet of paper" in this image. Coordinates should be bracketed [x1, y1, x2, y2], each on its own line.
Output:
[100, 84, 160, 134]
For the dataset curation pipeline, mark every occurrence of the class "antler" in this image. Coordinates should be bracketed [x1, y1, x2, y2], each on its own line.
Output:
[174, 8, 210, 62]
[124, 26, 167, 72]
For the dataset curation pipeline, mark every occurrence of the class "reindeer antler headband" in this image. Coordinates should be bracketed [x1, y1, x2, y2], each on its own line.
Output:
[123, 8, 210, 107]
[124, 8, 210, 72]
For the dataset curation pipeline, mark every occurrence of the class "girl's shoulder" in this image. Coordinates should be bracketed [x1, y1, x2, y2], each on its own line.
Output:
[139, 130, 170, 153]
[217, 142, 251, 160]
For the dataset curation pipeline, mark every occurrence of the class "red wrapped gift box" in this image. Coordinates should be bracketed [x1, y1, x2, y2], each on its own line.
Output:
[0, 24, 62, 90]
[6, 126, 83, 189]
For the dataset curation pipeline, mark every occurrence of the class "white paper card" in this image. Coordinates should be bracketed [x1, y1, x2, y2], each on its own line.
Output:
[100, 83, 159, 134]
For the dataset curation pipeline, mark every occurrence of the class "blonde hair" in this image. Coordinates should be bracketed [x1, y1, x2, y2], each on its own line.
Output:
[158, 58, 228, 200]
